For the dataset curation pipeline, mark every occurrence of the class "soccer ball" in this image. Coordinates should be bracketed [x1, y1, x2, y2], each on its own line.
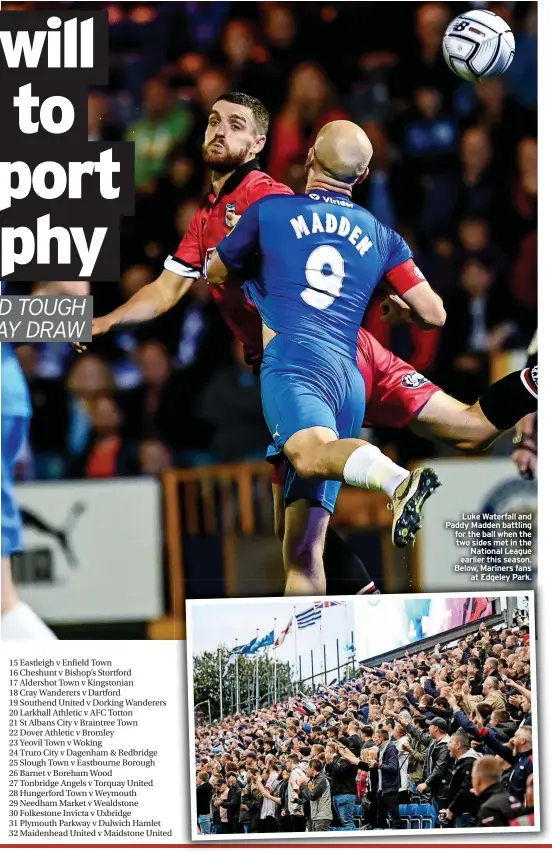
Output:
[442, 9, 515, 82]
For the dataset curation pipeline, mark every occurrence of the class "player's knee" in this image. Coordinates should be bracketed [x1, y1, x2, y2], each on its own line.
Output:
[285, 449, 319, 480]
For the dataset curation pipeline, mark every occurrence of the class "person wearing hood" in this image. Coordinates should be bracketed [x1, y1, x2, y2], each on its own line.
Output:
[441, 732, 480, 828]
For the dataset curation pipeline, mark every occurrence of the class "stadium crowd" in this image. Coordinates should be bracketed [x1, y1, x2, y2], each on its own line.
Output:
[6, 0, 537, 479]
[194, 616, 534, 833]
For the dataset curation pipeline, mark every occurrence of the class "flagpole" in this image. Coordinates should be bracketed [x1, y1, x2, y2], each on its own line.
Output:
[255, 629, 260, 710]
[235, 637, 240, 713]
[218, 647, 223, 719]
[319, 615, 324, 685]
[293, 606, 298, 691]
[344, 600, 348, 668]
[273, 618, 277, 704]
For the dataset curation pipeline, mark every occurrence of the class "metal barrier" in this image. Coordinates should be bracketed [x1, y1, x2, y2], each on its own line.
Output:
[155, 462, 395, 639]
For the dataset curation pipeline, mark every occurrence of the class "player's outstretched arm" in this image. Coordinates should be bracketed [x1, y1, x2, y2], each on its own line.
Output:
[76, 270, 193, 351]
[33, 281, 90, 296]
[396, 281, 446, 330]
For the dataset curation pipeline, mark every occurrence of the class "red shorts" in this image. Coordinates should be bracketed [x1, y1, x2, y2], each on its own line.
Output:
[357, 328, 440, 430]
[271, 329, 440, 487]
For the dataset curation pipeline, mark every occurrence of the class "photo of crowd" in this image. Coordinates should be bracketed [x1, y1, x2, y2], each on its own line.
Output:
[191, 595, 535, 836]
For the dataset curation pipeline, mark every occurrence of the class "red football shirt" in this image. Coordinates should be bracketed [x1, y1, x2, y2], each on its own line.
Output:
[164, 160, 292, 362]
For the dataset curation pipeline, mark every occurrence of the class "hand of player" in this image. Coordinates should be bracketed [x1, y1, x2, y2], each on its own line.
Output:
[512, 447, 537, 480]
[73, 315, 114, 353]
[380, 294, 412, 325]
[227, 212, 241, 231]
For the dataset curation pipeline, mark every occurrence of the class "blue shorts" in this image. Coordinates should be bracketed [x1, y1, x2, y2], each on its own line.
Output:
[1, 414, 28, 558]
[261, 334, 365, 514]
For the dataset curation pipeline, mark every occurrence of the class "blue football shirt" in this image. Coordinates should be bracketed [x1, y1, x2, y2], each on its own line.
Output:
[217, 190, 412, 359]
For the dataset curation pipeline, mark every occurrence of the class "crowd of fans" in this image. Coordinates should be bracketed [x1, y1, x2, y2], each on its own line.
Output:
[194, 614, 534, 834]
[7, 0, 537, 478]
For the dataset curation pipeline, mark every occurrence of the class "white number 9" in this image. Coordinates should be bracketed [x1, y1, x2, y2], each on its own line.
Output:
[302, 245, 345, 310]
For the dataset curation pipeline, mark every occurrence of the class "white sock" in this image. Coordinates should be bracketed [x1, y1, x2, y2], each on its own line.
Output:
[343, 445, 409, 498]
[2, 602, 58, 640]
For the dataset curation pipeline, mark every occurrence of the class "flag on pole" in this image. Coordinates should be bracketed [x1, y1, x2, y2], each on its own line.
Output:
[296, 605, 322, 630]
[274, 617, 293, 648]
[345, 642, 355, 655]
[314, 600, 343, 609]
[224, 653, 237, 676]
[241, 638, 258, 656]
[250, 630, 274, 653]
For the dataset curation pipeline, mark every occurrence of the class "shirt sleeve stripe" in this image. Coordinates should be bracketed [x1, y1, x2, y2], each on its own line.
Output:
[164, 255, 202, 279]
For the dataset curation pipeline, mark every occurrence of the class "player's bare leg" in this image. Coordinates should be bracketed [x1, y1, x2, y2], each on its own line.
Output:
[283, 500, 328, 595]
[284, 426, 440, 548]
[272, 483, 285, 542]
[1, 556, 57, 640]
[272, 482, 380, 594]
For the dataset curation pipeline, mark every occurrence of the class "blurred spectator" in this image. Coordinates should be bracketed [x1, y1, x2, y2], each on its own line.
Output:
[121, 340, 208, 455]
[393, 3, 454, 101]
[268, 62, 349, 182]
[198, 339, 269, 463]
[507, 2, 538, 110]
[502, 137, 537, 258]
[260, 4, 304, 78]
[138, 438, 174, 476]
[354, 122, 401, 228]
[437, 258, 516, 403]
[453, 127, 498, 231]
[17, 345, 69, 480]
[182, 2, 231, 54]
[71, 395, 125, 479]
[125, 77, 193, 190]
[214, 19, 283, 113]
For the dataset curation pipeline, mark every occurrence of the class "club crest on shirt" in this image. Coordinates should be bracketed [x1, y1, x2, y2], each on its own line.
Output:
[401, 371, 429, 389]
[225, 203, 237, 228]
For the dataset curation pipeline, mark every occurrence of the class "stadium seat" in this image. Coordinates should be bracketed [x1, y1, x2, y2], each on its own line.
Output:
[398, 805, 411, 830]
[405, 804, 422, 829]
[417, 803, 438, 829]
[353, 805, 362, 817]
